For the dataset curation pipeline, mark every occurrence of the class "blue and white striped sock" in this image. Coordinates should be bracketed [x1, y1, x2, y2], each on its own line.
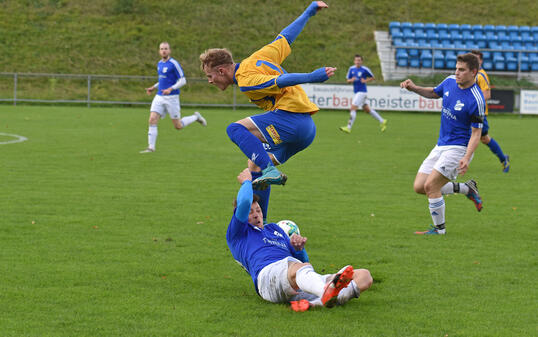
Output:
[428, 197, 445, 229]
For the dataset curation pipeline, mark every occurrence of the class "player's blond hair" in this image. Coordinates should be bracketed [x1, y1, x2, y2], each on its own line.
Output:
[199, 48, 234, 71]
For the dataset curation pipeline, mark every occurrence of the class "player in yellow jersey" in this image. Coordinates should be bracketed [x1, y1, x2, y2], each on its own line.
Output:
[471, 51, 510, 173]
[200, 1, 335, 222]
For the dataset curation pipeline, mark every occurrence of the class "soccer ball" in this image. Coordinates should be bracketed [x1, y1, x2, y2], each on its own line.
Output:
[276, 220, 300, 237]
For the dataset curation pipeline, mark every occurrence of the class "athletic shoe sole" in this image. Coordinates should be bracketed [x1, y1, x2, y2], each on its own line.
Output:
[321, 265, 354, 308]
[252, 173, 287, 190]
[290, 299, 311, 312]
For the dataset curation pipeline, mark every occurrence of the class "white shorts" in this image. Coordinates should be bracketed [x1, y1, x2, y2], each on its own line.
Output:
[418, 145, 472, 180]
[257, 257, 301, 303]
[352, 92, 368, 108]
[150, 94, 181, 119]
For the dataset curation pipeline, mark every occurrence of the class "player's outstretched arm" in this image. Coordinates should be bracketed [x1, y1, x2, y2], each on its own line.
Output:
[276, 66, 336, 88]
[400, 79, 439, 99]
[235, 169, 253, 223]
[279, 1, 328, 45]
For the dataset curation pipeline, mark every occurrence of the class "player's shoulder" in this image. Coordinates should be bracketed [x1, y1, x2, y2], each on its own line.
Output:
[361, 65, 374, 74]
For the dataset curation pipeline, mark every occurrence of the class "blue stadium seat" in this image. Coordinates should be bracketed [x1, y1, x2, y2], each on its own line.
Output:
[425, 23, 436, 35]
[396, 49, 409, 67]
[484, 25, 495, 38]
[511, 37, 522, 49]
[482, 50, 492, 61]
[445, 48, 457, 69]
[409, 58, 420, 68]
[420, 50, 433, 68]
[462, 30, 474, 41]
[530, 48, 538, 71]
[407, 42, 419, 57]
[389, 21, 401, 30]
[471, 24, 483, 35]
[519, 26, 531, 39]
[401, 22, 413, 36]
[531, 26, 538, 40]
[413, 22, 425, 34]
[437, 23, 448, 35]
[496, 25, 508, 39]
[433, 50, 445, 69]
[474, 31, 487, 48]
[483, 58, 493, 71]
[493, 53, 506, 70]
[504, 46, 517, 71]
[488, 39, 500, 49]
[523, 36, 535, 48]
[448, 24, 460, 34]
[507, 25, 519, 39]
[415, 30, 427, 41]
[460, 24, 471, 36]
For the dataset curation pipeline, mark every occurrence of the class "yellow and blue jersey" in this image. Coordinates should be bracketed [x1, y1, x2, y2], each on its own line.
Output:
[234, 35, 319, 114]
[476, 68, 490, 115]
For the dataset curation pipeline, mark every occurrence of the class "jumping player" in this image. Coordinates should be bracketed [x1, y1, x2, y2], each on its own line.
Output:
[141, 42, 206, 153]
[400, 53, 485, 235]
[227, 168, 373, 311]
[339, 54, 387, 133]
[200, 1, 335, 223]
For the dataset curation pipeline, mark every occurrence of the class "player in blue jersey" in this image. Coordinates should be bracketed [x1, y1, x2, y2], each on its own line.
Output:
[227, 168, 372, 311]
[400, 53, 485, 235]
[339, 54, 387, 133]
[140, 42, 207, 153]
[200, 1, 335, 223]
[471, 50, 510, 173]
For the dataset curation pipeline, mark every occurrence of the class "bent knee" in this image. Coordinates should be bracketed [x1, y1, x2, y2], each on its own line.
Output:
[354, 268, 373, 291]
[414, 182, 425, 194]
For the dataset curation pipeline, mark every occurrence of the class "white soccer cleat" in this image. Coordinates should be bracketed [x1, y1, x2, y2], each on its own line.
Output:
[139, 148, 155, 153]
[195, 111, 207, 127]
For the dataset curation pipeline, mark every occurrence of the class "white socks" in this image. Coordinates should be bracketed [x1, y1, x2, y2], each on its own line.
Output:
[369, 108, 385, 123]
[441, 182, 470, 195]
[347, 110, 357, 129]
[295, 265, 326, 298]
[148, 125, 158, 150]
[428, 197, 445, 228]
[180, 115, 198, 127]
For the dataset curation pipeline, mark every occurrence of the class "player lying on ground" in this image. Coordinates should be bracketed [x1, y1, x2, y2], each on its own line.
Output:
[401, 53, 485, 235]
[227, 168, 372, 311]
[200, 1, 335, 222]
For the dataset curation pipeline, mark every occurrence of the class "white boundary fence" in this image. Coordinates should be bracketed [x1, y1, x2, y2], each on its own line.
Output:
[1, 72, 537, 114]
[0, 72, 250, 109]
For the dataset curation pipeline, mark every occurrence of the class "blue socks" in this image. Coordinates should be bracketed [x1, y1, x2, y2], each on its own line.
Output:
[486, 138, 506, 162]
[251, 171, 271, 222]
[226, 123, 272, 170]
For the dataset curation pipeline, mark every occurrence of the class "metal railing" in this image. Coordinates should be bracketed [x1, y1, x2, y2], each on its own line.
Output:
[0, 72, 252, 109]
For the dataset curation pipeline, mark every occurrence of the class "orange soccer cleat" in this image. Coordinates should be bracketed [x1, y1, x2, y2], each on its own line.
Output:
[321, 265, 354, 308]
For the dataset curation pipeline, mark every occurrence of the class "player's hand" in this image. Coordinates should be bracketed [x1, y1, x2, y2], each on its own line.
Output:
[290, 234, 307, 251]
[145, 87, 155, 95]
[360, 78, 367, 83]
[316, 1, 328, 10]
[458, 157, 470, 176]
[400, 79, 415, 90]
[162, 88, 172, 95]
[237, 168, 252, 184]
[325, 67, 337, 78]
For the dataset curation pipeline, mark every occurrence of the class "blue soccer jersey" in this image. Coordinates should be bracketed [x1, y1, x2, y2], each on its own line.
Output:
[433, 75, 485, 146]
[157, 57, 185, 96]
[226, 215, 306, 291]
[347, 65, 374, 93]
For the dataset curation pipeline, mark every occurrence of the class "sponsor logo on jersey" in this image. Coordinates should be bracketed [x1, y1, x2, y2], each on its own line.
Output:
[445, 91, 449, 97]
[163, 67, 168, 73]
[266, 125, 282, 145]
[262, 237, 287, 249]
[273, 230, 283, 238]
[442, 107, 457, 121]
[454, 100, 465, 111]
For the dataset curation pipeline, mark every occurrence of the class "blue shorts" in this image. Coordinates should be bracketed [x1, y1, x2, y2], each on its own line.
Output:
[481, 116, 489, 136]
[249, 109, 316, 164]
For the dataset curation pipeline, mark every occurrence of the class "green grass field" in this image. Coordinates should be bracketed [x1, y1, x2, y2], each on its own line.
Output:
[0, 105, 536, 336]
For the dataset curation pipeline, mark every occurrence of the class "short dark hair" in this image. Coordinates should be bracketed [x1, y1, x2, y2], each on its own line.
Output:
[471, 50, 483, 61]
[233, 194, 260, 208]
[457, 53, 479, 71]
[354, 54, 363, 60]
